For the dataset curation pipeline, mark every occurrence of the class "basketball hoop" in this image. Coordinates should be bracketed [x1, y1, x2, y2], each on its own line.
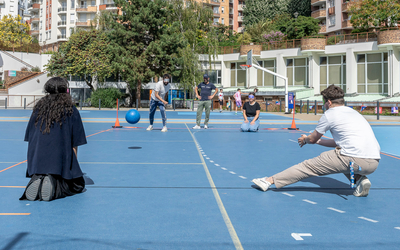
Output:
[240, 64, 251, 70]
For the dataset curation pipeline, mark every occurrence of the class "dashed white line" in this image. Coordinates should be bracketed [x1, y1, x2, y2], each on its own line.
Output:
[303, 199, 317, 204]
[395, 227, 400, 230]
[205, 157, 210, 160]
[215, 164, 220, 166]
[229, 171, 236, 174]
[358, 217, 378, 223]
[239, 176, 247, 179]
[282, 192, 294, 197]
[221, 167, 227, 170]
[327, 207, 345, 213]
[210, 160, 214, 163]
[289, 139, 297, 143]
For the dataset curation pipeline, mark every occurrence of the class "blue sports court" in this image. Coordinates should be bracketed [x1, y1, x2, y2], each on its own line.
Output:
[1, 109, 400, 249]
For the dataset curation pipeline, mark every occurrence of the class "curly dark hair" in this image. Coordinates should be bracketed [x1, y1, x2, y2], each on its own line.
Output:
[321, 85, 345, 105]
[33, 77, 74, 134]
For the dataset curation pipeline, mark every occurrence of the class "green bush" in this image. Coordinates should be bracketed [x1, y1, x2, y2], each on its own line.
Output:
[90, 88, 122, 108]
[31, 66, 41, 72]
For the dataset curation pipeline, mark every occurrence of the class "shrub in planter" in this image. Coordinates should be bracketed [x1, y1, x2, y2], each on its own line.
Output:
[90, 88, 122, 108]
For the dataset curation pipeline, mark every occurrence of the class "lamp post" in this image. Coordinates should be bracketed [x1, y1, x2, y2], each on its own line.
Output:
[294, 12, 299, 20]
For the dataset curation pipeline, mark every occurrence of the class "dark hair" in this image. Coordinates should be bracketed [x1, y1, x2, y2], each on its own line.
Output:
[321, 85, 344, 105]
[249, 92, 255, 96]
[254, 88, 258, 93]
[237, 88, 241, 91]
[33, 77, 74, 134]
[163, 74, 170, 79]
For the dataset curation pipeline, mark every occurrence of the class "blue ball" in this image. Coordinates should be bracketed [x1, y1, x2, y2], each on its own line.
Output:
[125, 109, 141, 124]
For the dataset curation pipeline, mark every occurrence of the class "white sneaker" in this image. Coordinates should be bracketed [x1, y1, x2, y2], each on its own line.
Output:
[252, 177, 272, 192]
[204, 125, 208, 129]
[353, 176, 371, 197]
[161, 126, 168, 132]
[192, 125, 201, 129]
[146, 125, 153, 131]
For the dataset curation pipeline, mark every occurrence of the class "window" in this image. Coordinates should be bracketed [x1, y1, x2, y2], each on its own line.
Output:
[329, 15, 335, 26]
[221, 18, 224, 24]
[230, 62, 247, 87]
[71, 0, 75, 9]
[357, 53, 388, 94]
[10, 5, 15, 12]
[221, 7, 224, 14]
[256, 60, 276, 86]
[286, 58, 309, 86]
[320, 56, 346, 93]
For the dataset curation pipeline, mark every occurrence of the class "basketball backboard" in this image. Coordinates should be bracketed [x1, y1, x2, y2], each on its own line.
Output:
[247, 49, 252, 67]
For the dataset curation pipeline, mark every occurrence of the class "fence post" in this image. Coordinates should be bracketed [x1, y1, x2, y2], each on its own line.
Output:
[307, 100, 309, 114]
[136, 99, 139, 110]
[5, 98, 7, 109]
[211, 100, 213, 111]
[24, 98, 26, 109]
[80, 99, 82, 110]
[173, 100, 175, 111]
[192, 99, 194, 111]
[99, 99, 101, 110]
[314, 100, 317, 115]
[345, 101, 347, 106]
[300, 100, 302, 114]
[230, 100, 232, 112]
[280, 101, 282, 112]
[377, 101, 380, 120]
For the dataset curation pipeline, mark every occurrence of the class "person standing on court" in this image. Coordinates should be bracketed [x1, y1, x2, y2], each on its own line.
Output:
[193, 74, 218, 129]
[234, 88, 242, 114]
[147, 74, 171, 132]
[252, 85, 380, 197]
[241, 92, 260, 132]
[21, 77, 87, 201]
[218, 89, 224, 113]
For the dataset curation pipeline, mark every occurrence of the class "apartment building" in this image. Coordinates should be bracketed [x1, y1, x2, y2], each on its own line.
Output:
[312, 0, 357, 35]
[0, 0, 29, 21]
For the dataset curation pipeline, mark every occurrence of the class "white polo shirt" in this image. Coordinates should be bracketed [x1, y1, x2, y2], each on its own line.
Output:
[315, 106, 381, 159]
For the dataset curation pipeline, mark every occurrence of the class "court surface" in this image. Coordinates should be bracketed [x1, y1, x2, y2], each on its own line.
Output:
[1, 109, 400, 250]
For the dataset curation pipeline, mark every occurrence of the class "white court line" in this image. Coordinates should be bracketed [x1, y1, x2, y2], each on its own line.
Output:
[303, 199, 317, 204]
[358, 217, 378, 223]
[229, 171, 236, 174]
[289, 139, 297, 143]
[210, 160, 214, 163]
[395, 227, 400, 230]
[282, 192, 294, 197]
[206, 157, 210, 159]
[203, 155, 207, 156]
[215, 164, 220, 166]
[327, 207, 345, 213]
[221, 167, 227, 170]
[239, 176, 247, 179]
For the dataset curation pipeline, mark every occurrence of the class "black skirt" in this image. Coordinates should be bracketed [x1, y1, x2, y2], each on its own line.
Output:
[20, 174, 85, 201]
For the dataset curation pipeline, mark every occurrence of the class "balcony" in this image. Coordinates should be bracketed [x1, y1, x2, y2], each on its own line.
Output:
[99, 3, 118, 11]
[238, 16, 243, 22]
[213, 10, 220, 18]
[207, 0, 220, 6]
[30, 15, 40, 23]
[238, 4, 245, 11]
[29, 30, 40, 36]
[28, 3, 40, 12]
[58, 7, 67, 13]
[342, 19, 353, 29]
[237, 27, 244, 33]
[311, 9, 326, 19]
[328, 6, 335, 15]
[311, 0, 326, 6]
[76, 5, 97, 12]
[57, 35, 67, 41]
[76, 20, 92, 27]
[58, 20, 67, 26]
[318, 24, 327, 33]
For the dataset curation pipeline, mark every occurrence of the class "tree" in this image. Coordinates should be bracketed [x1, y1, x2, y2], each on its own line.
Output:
[244, 20, 274, 43]
[349, 0, 400, 32]
[45, 29, 114, 90]
[0, 14, 31, 52]
[287, 0, 311, 18]
[106, 0, 184, 107]
[272, 14, 320, 40]
[243, 0, 289, 26]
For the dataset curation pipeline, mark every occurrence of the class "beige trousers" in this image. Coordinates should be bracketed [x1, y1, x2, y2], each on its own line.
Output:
[273, 147, 379, 189]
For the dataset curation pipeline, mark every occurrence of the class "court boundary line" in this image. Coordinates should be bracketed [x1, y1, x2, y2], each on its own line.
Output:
[185, 123, 243, 250]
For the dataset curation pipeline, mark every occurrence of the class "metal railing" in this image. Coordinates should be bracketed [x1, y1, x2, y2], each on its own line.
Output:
[58, 7, 67, 12]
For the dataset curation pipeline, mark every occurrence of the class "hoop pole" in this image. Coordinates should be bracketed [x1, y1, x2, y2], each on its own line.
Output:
[252, 64, 289, 113]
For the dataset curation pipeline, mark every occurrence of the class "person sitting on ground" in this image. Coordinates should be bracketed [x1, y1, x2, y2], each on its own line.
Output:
[20, 77, 87, 201]
[252, 85, 380, 197]
[241, 92, 260, 132]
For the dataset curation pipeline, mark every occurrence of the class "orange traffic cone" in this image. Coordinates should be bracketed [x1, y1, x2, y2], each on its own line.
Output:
[112, 99, 123, 128]
[288, 98, 298, 130]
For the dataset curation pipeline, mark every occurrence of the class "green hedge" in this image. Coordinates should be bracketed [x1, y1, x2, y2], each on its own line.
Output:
[90, 88, 122, 108]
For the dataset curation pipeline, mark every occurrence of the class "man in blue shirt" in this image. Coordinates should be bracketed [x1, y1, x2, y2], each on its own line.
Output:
[193, 74, 218, 129]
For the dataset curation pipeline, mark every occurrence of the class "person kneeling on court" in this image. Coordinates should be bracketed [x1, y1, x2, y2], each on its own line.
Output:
[252, 85, 380, 197]
[20, 77, 87, 201]
[241, 92, 260, 132]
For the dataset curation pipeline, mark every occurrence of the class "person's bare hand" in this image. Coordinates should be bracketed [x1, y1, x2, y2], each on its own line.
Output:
[298, 134, 307, 147]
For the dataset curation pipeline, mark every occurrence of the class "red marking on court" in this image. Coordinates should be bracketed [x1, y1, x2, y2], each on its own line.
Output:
[86, 128, 113, 138]
[0, 160, 27, 173]
[381, 152, 400, 160]
[124, 126, 140, 129]
[0, 213, 30, 215]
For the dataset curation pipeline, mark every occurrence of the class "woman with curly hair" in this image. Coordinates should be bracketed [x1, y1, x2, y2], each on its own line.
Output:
[20, 77, 87, 201]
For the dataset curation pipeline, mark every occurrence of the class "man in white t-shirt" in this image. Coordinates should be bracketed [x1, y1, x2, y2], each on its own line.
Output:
[218, 89, 224, 113]
[146, 74, 171, 132]
[252, 85, 380, 197]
